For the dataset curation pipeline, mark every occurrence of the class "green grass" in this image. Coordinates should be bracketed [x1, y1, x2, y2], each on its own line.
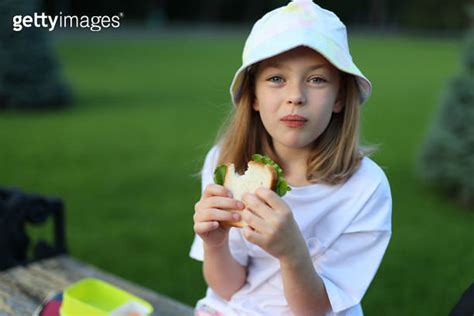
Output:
[1, 34, 472, 315]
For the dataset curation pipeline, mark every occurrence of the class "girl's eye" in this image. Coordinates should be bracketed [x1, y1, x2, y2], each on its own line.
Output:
[267, 76, 284, 83]
[309, 77, 327, 84]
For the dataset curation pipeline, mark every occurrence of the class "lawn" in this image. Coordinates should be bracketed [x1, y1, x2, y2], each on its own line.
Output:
[0, 32, 472, 315]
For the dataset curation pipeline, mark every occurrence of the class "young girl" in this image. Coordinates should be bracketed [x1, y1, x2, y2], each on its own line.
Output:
[190, 1, 392, 315]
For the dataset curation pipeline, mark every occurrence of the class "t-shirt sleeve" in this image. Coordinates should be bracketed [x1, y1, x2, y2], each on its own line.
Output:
[189, 145, 249, 266]
[315, 173, 392, 313]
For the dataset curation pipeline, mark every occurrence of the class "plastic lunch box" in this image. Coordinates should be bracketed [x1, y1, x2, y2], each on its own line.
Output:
[59, 278, 153, 316]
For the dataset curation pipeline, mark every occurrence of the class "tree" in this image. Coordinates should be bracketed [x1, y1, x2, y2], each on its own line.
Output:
[0, 0, 71, 110]
[418, 6, 474, 207]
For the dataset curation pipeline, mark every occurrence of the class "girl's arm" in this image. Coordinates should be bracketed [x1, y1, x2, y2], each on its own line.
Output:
[203, 239, 247, 300]
[279, 243, 330, 316]
[194, 184, 248, 300]
[241, 188, 331, 315]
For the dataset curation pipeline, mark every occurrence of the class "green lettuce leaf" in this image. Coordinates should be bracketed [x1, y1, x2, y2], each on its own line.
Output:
[213, 164, 227, 185]
[251, 154, 291, 197]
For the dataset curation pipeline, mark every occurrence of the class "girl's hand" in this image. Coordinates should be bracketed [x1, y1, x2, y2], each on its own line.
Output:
[194, 184, 245, 248]
[241, 188, 306, 260]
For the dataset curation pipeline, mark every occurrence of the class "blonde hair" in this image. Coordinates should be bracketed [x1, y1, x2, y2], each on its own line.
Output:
[214, 65, 374, 185]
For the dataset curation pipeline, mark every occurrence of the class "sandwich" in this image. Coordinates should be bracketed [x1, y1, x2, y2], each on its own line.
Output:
[213, 154, 291, 228]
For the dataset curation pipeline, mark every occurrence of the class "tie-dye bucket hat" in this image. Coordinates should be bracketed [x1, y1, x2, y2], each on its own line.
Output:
[230, 0, 372, 106]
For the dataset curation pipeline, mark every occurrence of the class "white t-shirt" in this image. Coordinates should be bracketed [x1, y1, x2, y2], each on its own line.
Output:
[189, 145, 392, 315]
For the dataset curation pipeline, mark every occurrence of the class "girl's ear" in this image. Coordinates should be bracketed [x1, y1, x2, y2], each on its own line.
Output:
[333, 81, 345, 113]
[333, 97, 344, 113]
[333, 72, 345, 113]
[253, 99, 260, 111]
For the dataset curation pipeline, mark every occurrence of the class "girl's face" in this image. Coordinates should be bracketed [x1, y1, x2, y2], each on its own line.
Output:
[253, 46, 342, 154]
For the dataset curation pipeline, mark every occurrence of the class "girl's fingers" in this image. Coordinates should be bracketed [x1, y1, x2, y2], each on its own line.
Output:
[194, 208, 240, 223]
[202, 184, 232, 199]
[200, 196, 245, 211]
[242, 225, 265, 245]
[242, 209, 271, 234]
[255, 188, 286, 212]
[242, 193, 274, 220]
[194, 221, 219, 234]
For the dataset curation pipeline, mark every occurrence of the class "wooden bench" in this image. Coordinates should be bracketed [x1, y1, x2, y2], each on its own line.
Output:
[0, 255, 194, 315]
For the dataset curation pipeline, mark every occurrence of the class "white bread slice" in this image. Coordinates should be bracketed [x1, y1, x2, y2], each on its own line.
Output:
[221, 161, 277, 228]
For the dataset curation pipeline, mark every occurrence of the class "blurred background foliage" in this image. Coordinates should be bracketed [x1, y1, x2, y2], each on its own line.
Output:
[0, 0, 72, 109]
[40, 0, 472, 31]
[419, 6, 474, 207]
[1, 0, 474, 315]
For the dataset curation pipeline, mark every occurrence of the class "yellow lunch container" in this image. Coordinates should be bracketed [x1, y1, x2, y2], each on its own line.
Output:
[60, 277, 153, 316]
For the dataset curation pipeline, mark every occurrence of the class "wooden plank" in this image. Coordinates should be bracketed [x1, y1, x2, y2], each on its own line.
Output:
[0, 255, 194, 316]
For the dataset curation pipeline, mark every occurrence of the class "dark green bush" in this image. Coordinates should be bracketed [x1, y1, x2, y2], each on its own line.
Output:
[0, 0, 71, 110]
[419, 9, 474, 207]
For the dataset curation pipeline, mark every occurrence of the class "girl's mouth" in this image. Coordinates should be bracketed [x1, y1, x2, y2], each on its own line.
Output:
[281, 114, 308, 127]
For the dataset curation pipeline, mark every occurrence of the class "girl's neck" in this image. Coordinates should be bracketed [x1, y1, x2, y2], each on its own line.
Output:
[273, 144, 312, 187]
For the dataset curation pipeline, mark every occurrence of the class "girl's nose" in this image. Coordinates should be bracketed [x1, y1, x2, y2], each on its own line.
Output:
[286, 83, 306, 105]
